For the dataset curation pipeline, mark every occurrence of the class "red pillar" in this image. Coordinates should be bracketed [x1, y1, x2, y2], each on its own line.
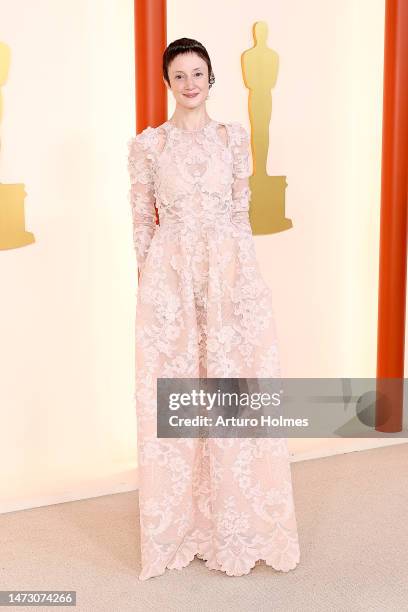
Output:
[133, 0, 167, 132]
[133, 0, 166, 227]
[376, 0, 408, 432]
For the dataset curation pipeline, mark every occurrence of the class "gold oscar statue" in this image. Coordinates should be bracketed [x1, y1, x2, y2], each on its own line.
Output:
[242, 21, 292, 234]
[0, 41, 35, 249]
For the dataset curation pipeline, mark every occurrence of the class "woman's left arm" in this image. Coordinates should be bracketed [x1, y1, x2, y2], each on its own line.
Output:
[230, 123, 253, 235]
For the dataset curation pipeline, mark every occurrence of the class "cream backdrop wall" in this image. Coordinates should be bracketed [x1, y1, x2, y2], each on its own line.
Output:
[0, 0, 137, 513]
[1, 0, 404, 514]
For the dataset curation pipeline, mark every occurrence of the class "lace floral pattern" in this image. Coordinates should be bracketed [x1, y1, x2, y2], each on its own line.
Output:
[127, 119, 300, 580]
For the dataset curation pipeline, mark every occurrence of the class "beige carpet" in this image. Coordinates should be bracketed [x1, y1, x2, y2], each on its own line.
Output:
[1, 444, 407, 612]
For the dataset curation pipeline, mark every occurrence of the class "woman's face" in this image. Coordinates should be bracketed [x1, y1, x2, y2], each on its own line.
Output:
[165, 53, 209, 109]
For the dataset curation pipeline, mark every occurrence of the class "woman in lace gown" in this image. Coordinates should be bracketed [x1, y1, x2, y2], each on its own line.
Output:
[127, 38, 300, 580]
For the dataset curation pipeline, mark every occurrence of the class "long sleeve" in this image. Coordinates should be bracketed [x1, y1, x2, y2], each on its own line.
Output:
[229, 122, 253, 235]
[127, 131, 157, 272]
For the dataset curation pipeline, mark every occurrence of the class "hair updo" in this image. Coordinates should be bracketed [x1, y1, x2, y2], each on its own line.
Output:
[162, 37, 215, 89]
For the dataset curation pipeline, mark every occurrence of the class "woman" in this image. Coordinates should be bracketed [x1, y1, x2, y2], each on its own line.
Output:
[127, 37, 300, 580]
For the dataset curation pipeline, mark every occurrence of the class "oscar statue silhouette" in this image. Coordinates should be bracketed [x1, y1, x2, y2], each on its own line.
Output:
[242, 21, 293, 234]
[0, 40, 35, 249]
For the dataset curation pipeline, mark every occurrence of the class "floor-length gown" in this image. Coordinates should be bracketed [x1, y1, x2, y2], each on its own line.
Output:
[127, 118, 301, 580]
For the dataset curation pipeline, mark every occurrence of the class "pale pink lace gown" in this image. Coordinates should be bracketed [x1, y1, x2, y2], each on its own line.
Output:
[127, 119, 300, 580]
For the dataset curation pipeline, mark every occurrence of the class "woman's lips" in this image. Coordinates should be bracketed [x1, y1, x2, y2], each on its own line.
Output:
[183, 93, 198, 98]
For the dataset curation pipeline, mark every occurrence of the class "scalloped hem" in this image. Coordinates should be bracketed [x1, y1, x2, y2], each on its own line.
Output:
[138, 549, 300, 581]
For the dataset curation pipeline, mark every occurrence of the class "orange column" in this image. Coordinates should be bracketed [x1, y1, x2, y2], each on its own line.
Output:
[133, 0, 167, 228]
[376, 0, 408, 432]
[133, 0, 167, 132]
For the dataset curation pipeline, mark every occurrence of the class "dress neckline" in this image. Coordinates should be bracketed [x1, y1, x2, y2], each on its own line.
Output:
[165, 118, 215, 132]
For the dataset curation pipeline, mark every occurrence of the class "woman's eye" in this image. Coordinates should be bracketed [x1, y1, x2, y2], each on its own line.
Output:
[174, 73, 202, 80]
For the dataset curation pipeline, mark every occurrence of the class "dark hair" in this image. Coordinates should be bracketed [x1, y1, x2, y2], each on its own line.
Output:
[162, 38, 215, 89]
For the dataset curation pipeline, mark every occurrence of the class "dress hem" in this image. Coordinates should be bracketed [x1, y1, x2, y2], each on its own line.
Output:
[138, 549, 301, 581]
